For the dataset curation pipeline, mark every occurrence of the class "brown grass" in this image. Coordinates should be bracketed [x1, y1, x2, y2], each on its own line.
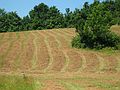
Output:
[66, 50, 82, 72]
[0, 28, 119, 73]
[0, 27, 120, 90]
[111, 25, 120, 35]
[42, 80, 66, 90]
[32, 31, 50, 71]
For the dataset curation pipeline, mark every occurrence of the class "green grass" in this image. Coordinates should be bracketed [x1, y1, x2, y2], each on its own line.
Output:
[57, 76, 120, 90]
[59, 80, 84, 90]
[91, 79, 120, 90]
[0, 75, 45, 90]
[0, 72, 120, 90]
[0, 76, 35, 90]
[98, 47, 120, 55]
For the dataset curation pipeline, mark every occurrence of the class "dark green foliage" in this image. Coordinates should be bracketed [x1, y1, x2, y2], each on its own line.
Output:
[46, 6, 64, 29]
[21, 15, 32, 30]
[29, 3, 64, 30]
[29, 3, 49, 30]
[0, 10, 22, 32]
[72, 35, 82, 48]
[0, 3, 65, 32]
[72, 0, 120, 50]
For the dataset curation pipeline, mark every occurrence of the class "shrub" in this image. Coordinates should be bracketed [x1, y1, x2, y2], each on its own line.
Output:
[72, 1, 120, 50]
[72, 35, 82, 48]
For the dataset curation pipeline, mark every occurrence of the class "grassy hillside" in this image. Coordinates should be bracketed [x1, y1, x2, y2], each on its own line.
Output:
[0, 28, 120, 90]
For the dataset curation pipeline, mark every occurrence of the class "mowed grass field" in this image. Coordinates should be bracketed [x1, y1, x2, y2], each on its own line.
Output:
[0, 27, 120, 90]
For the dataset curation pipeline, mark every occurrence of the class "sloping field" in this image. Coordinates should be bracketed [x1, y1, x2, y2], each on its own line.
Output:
[0, 28, 120, 90]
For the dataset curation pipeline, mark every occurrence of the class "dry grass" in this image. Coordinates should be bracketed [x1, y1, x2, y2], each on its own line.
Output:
[0, 27, 120, 90]
[111, 25, 120, 35]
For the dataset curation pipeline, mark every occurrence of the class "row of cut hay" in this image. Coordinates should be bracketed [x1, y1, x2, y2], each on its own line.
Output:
[0, 32, 18, 71]
[32, 31, 50, 71]
[40, 31, 66, 72]
[18, 32, 34, 71]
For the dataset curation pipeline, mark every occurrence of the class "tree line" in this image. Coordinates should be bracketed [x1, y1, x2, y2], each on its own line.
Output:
[0, 3, 77, 32]
[0, 0, 120, 32]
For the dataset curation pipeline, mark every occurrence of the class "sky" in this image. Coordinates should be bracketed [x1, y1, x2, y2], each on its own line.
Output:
[0, 0, 94, 17]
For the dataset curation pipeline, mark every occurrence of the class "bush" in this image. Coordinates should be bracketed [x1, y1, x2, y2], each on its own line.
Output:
[72, 1, 120, 50]
[72, 35, 82, 48]
[72, 29, 120, 50]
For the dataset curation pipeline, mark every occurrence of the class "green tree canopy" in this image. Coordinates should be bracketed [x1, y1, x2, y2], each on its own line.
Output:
[72, 0, 120, 49]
